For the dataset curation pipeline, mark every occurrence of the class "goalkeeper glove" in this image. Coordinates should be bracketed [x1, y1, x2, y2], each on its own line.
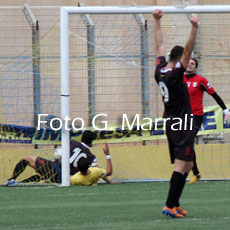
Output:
[224, 109, 230, 125]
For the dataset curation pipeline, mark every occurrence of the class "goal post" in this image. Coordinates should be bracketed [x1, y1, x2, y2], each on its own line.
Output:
[60, 8, 70, 186]
[60, 5, 230, 186]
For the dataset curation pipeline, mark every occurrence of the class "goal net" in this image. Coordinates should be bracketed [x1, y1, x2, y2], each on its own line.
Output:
[1, 5, 230, 186]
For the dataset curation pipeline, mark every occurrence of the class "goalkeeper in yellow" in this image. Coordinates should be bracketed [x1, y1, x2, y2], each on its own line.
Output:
[70, 142, 113, 186]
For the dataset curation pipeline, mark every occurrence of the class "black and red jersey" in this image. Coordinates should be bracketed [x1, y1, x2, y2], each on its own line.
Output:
[184, 73, 215, 115]
[69, 140, 97, 176]
[154, 56, 192, 119]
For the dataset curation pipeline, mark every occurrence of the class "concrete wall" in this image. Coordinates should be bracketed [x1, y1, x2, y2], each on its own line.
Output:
[0, 0, 157, 7]
[2, 0, 230, 7]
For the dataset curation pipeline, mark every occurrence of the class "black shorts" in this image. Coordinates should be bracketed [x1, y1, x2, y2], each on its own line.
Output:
[193, 115, 204, 136]
[166, 122, 196, 164]
[35, 157, 61, 183]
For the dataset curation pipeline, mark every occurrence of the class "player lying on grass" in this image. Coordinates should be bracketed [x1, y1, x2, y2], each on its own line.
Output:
[3, 131, 114, 186]
[70, 142, 114, 186]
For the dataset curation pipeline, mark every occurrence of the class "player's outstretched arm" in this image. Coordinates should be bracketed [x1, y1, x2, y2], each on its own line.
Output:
[181, 16, 199, 69]
[102, 143, 121, 184]
[103, 142, 112, 176]
[153, 9, 165, 57]
[211, 92, 230, 124]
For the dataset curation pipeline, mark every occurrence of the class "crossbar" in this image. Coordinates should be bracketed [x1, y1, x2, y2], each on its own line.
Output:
[62, 5, 230, 14]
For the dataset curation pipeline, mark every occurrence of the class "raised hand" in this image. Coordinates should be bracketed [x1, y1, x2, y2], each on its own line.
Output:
[224, 110, 230, 125]
[190, 15, 199, 28]
[103, 142, 110, 155]
[153, 9, 163, 20]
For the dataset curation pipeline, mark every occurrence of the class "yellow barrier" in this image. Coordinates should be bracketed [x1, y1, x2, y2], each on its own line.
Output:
[1, 143, 230, 184]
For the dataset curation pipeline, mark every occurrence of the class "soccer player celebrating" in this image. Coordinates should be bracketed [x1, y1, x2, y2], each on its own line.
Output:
[153, 9, 198, 218]
[184, 58, 230, 184]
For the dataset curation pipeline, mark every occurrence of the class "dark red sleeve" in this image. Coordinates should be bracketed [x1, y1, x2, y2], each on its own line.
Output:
[156, 56, 167, 70]
[155, 56, 167, 82]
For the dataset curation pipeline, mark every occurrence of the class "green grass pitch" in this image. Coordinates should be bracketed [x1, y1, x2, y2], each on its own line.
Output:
[0, 181, 230, 230]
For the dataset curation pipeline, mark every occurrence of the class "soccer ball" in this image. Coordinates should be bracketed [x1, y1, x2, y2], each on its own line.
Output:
[54, 148, 62, 160]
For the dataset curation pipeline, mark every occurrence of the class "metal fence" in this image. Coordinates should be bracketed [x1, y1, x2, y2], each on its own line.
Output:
[1, 5, 230, 182]
[0, 5, 230, 136]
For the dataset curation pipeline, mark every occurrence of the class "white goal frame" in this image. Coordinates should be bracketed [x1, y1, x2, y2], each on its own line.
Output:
[60, 5, 230, 186]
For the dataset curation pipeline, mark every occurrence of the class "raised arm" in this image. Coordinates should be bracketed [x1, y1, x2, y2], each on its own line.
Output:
[102, 143, 121, 184]
[181, 16, 199, 68]
[153, 9, 165, 57]
[103, 142, 112, 177]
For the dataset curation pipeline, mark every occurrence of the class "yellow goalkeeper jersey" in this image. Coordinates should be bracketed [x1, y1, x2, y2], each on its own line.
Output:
[70, 167, 106, 186]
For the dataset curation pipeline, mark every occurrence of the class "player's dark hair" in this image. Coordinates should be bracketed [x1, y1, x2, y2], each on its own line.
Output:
[169, 45, 184, 62]
[78, 157, 90, 174]
[190, 58, 198, 68]
[81, 130, 97, 147]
